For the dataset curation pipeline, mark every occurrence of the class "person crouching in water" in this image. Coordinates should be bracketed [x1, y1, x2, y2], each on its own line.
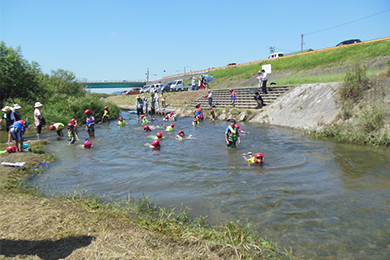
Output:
[141, 114, 149, 125]
[49, 123, 64, 138]
[117, 116, 128, 126]
[162, 123, 174, 132]
[67, 123, 76, 144]
[192, 117, 199, 126]
[242, 152, 264, 165]
[225, 119, 240, 148]
[144, 125, 151, 132]
[70, 118, 79, 141]
[9, 120, 26, 152]
[101, 106, 110, 123]
[84, 109, 95, 138]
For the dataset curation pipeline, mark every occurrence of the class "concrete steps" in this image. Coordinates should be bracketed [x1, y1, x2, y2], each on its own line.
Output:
[188, 86, 291, 109]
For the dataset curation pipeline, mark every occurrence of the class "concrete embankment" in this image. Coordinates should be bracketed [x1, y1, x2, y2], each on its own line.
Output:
[249, 82, 341, 130]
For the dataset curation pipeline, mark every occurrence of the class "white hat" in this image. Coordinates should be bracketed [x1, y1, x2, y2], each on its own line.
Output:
[34, 102, 43, 108]
[13, 104, 22, 110]
[1, 106, 11, 112]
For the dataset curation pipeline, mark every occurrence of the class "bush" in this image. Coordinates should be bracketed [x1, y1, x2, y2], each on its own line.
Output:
[339, 63, 369, 102]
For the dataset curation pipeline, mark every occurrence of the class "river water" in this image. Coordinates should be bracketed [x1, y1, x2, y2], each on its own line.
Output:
[24, 111, 390, 259]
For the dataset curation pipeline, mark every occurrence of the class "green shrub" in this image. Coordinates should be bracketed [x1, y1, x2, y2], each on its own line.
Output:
[339, 64, 369, 102]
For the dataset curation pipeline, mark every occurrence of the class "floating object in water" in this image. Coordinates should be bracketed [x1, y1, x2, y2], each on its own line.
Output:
[130, 110, 137, 114]
[1, 162, 25, 169]
[37, 162, 51, 167]
[6, 146, 17, 153]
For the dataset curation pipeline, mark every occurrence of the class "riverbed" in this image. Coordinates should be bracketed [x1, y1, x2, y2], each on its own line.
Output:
[25, 112, 390, 259]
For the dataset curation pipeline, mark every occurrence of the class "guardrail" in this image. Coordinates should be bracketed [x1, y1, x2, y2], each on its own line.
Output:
[163, 36, 390, 79]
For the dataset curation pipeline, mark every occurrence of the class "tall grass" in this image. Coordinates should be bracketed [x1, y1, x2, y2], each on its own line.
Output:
[5, 94, 120, 126]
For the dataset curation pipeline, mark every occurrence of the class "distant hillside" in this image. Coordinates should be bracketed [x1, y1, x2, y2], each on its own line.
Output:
[205, 40, 390, 88]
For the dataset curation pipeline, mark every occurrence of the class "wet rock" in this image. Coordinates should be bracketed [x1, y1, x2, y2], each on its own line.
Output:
[218, 113, 227, 120]
[238, 112, 248, 122]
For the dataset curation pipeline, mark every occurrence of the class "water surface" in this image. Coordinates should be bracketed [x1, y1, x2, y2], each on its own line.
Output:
[25, 112, 390, 259]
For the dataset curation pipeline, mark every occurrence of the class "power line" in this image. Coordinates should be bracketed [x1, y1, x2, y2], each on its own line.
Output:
[304, 8, 390, 36]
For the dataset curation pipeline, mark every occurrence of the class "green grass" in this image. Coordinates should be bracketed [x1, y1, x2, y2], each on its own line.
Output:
[207, 40, 390, 87]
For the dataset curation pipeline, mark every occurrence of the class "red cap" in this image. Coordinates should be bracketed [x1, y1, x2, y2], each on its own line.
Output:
[144, 125, 151, 131]
[104, 106, 108, 109]
[156, 132, 163, 138]
[210, 110, 214, 113]
[119, 116, 123, 120]
[196, 115, 201, 118]
[49, 125, 55, 131]
[169, 123, 174, 128]
[165, 115, 169, 119]
[193, 118, 197, 122]
[84, 109, 91, 115]
[178, 130, 184, 136]
[84, 140, 92, 149]
[141, 115, 145, 119]
[170, 112, 174, 115]
[152, 139, 160, 147]
[255, 153, 264, 159]
[235, 124, 240, 129]
[6, 146, 16, 153]
[67, 123, 74, 128]
[229, 89, 233, 92]
[196, 103, 200, 107]
[70, 118, 76, 123]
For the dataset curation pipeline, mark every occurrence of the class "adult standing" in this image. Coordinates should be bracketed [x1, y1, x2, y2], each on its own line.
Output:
[260, 69, 268, 94]
[149, 93, 156, 120]
[12, 104, 22, 121]
[33, 102, 44, 140]
[208, 90, 213, 107]
[0, 106, 15, 143]
[191, 77, 196, 88]
[135, 96, 144, 121]
[155, 91, 160, 111]
[256, 71, 262, 91]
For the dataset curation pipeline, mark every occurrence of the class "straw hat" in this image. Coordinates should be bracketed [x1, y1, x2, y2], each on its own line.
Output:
[34, 102, 43, 108]
[12, 104, 22, 110]
[1, 106, 11, 112]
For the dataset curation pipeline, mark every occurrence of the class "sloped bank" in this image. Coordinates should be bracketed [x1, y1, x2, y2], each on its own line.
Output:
[249, 83, 341, 130]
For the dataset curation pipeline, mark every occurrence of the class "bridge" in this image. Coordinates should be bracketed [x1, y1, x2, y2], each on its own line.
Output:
[82, 81, 145, 89]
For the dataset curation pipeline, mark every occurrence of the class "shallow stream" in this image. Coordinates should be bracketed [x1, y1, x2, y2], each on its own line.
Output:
[17, 112, 390, 258]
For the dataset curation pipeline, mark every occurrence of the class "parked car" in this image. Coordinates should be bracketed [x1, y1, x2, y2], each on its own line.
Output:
[336, 39, 361, 46]
[170, 79, 190, 91]
[192, 84, 200, 91]
[125, 87, 141, 95]
[268, 52, 284, 59]
[227, 63, 237, 66]
[159, 82, 173, 93]
[140, 85, 151, 93]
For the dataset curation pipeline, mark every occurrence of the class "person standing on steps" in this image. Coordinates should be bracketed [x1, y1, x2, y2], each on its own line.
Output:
[208, 90, 213, 108]
[260, 69, 268, 94]
[230, 89, 237, 108]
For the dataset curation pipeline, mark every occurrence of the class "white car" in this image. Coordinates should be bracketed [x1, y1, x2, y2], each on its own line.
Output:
[268, 52, 284, 59]
[170, 79, 190, 91]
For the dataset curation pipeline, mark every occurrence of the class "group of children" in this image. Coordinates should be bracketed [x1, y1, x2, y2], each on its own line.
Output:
[2, 102, 264, 165]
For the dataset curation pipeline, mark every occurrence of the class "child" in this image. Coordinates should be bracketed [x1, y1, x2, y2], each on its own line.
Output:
[230, 89, 237, 108]
[150, 139, 160, 149]
[169, 112, 176, 121]
[67, 123, 76, 144]
[242, 152, 264, 165]
[163, 115, 170, 121]
[101, 106, 110, 123]
[225, 119, 240, 148]
[70, 118, 79, 141]
[162, 123, 174, 132]
[9, 120, 26, 152]
[141, 114, 149, 125]
[192, 117, 199, 126]
[161, 93, 166, 109]
[117, 116, 128, 126]
[49, 123, 64, 138]
[144, 125, 151, 132]
[82, 139, 92, 149]
[194, 107, 203, 120]
[210, 109, 216, 121]
[235, 124, 249, 134]
[156, 131, 164, 140]
[208, 90, 213, 107]
[84, 109, 95, 138]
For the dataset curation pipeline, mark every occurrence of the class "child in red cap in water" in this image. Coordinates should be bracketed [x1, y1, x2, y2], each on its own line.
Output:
[242, 152, 264, 165]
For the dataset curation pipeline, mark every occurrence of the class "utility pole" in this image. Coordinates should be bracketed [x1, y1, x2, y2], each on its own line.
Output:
[301, 34, 304, 53]
[184, 66, 186, 73]
[269, 46, 275, 54]
[145, 68, 149, 83]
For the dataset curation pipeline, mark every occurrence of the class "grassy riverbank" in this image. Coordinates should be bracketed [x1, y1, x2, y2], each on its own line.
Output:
[0, 142, 291, 259]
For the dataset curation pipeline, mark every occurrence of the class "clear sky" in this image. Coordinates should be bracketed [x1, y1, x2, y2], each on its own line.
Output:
[1, 0, 389, 81]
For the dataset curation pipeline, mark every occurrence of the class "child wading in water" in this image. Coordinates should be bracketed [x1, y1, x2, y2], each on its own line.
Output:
[117, 116, 128, 126]
[49, 123, 64, 138]
[101, 106, 110, 123]
[70, 118, 79, 141]
[225, 118, 240, 148]
[67, 123, 76, 144]
[210, 109, 216, 121]
[242, 152, 264, 165]
[84, 109, 95, 138]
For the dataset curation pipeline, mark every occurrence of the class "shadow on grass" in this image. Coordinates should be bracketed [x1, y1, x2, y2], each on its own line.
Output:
[0, 235, 94, 260]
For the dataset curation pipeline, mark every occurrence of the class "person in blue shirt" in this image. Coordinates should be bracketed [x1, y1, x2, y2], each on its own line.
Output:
[9, 120, 26, 152]
[225, 118, 240, 148]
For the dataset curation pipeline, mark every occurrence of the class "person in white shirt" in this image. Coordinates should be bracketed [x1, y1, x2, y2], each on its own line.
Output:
[155, 91, 160, 111]
[260, 69, 268, 94]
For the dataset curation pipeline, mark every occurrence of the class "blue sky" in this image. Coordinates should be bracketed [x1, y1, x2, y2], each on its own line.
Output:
[1, 0, 389, 81]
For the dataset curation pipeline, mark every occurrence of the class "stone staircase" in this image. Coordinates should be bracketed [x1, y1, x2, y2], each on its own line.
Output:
[188, 86, 291, 109]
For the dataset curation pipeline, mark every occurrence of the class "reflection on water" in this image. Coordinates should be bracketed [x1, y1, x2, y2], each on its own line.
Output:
[23, 112, 390, 259]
